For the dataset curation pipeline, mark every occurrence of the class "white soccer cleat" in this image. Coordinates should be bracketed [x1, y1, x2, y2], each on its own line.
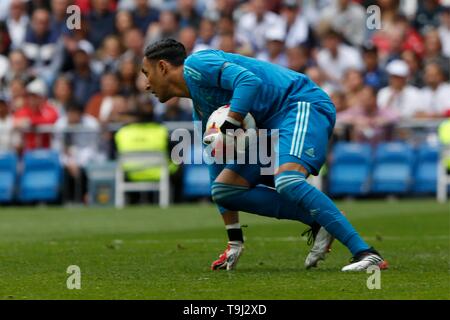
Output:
[304, 225, 334, 269]
[211, 241, 244, 271]
[341, 248, 389, 272]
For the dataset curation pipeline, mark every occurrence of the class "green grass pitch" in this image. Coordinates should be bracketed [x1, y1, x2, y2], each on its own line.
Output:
[0, 199, 448, 300]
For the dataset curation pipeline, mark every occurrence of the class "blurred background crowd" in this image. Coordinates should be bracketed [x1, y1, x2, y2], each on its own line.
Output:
[0, 0, 449, 203]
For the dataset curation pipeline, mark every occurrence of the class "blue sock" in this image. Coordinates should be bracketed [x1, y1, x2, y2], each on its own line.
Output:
[211, 183, 314, 226]
[275, 171, 370, 256]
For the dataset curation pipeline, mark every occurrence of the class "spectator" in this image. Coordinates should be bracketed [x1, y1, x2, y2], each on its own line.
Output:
[438, 7, 450, 58]
[86, 0, 116, 49]
[341, 86, 399, 144]
[145, 10, 179, 45]
[193, 18, 216, 51]
[401, 49, 424, 88]
[177, 0, 202, 29]
[216, 14, 235, 35]
[58, 17, 91, 73]
[376, 0, 401, 31]
[319, 0, 366, 47]
[53, 102, 101, 203]
[423, 28, 449, 77]
[114, 101, 179, 189]
[287, 45, 310, 73]
[115, 10, 135, 37]
[122, 27, 145, 63]
[22, 8, 62, 81]
[66, 41, 100, 107]
[280, 0, 314, 49]
[0, 96, 19, 152]
[331, 89, 350, 140]
[118, 56, 139, 97]
[1, 50, 33, 93]
[50, 0, 72, 39]
[419, 62, 450, 117]
[217, 32, 237, 53]
[5, 0, 29, 50]
[372, 14, 425, 66]
[342, 69, 365, 108]
[202, 0, 238, 19]
[305, 65, 335, 94]
[13, 78, 59, 151]
[159, 97, 192, 122]
[49, 75, 74, 117]
[236, 0, 286, 54]
[0, 22, 11, 72]
[108, 95, 133, 123]
[413, 0, 443, 34]
[97, 35, 124, 74]
[8, 77, 27, 112]
[377, 59, 423, 119]
[331, 90, 348, 116]
[316, 29, 363, 87]
[256, 28, 288, 67]
[362, 45, 388, 90]
[132, 0, 160, 34]
[179, 26, 198, 54]
[85, 72, 121, 123]
[0, 0, 12, 22]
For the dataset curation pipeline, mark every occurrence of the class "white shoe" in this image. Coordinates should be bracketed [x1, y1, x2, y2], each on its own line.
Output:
[341, 248, 389, 272]
[211, 241, 244, 271]
[304, 226, 334, 269]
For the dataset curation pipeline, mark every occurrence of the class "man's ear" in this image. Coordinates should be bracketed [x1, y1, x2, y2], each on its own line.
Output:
[158, 60, 169, 75]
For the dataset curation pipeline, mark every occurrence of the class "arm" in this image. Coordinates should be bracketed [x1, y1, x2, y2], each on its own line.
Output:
[185, 51, 263, 126]
[219, 62, 263, 124]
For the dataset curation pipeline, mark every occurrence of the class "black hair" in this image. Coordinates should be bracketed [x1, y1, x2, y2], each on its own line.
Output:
[144, 39, 187, 66]
[362, 44, 378, 54]
[362, 85, 379, 97]
[65, 100, 84, 113]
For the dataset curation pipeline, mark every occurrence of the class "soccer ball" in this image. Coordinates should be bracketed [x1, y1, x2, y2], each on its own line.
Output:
[203, 105, 256, 145]
[203, 105, 257, 158]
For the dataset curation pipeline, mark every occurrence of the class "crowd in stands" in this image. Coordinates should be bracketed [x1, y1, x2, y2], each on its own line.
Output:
[0, 0, 449, 166]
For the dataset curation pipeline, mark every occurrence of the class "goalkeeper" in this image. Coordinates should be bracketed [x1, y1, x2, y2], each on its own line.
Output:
[140, 39, 388, 272]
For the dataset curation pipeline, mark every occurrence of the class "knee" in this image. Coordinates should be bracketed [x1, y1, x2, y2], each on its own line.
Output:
[211, 181, 247, 208]
[274, 171, 309, 204]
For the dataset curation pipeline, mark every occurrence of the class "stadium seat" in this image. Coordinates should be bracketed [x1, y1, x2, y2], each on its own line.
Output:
[371, 142, 414, 194]
[328, 142, 372, 196]
[182, 144, 211, 198]
[413, 142, 439, 194]
[19, 149, 62, 202]
[0, 151, 18, 203]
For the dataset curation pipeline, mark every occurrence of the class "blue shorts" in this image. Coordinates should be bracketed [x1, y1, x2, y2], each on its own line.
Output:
[276, 99, 336, 176]
[208, 99, 336, 214]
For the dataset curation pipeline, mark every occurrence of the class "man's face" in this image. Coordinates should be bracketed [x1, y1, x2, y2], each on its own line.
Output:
[359, 87, 377, 112]
[51, 0, 70, 17]
[73, 50, 89, 69]
[252, 0, 267, 17]
[424, 64, 443, 88]
[28, 94, 44, 109]
[141, 57, 172, 103]
[67, 110, 82, 125]
[32, 10, 50, 38]
[389, 75, 407, 90]
[9, 51, 28, 72]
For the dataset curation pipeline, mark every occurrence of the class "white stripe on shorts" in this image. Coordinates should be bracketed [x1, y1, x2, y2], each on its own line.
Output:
[290, 102, 305, 155]
[296, 102, 310, 158]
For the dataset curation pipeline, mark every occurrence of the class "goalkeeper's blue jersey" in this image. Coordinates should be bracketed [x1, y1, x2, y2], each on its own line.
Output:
[183, 49, 332, 128]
